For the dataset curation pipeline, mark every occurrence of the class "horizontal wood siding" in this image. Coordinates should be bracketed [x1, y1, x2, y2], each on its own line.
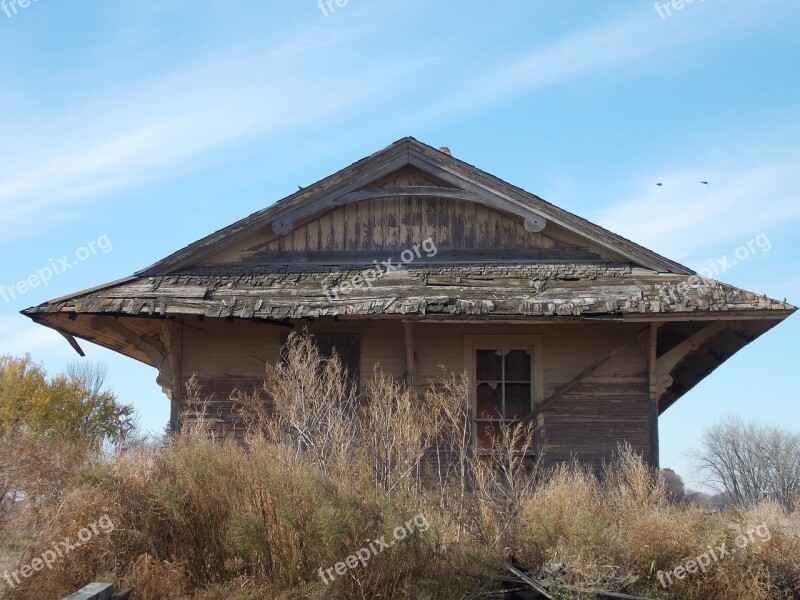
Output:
[540, 326, 650, 467]
[178, 319, 407, 425]
[175, 319, 653, 466]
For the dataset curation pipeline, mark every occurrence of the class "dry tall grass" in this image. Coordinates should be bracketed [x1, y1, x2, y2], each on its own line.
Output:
[2, 332, 798, 599]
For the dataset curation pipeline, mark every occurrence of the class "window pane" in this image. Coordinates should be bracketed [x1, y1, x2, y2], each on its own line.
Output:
[476, 421, 501, 449]
[476, 349, 502, 381]
[505, 383, 531, 419]
[505, 349, 531, 381]
[476, 382, 502, 419]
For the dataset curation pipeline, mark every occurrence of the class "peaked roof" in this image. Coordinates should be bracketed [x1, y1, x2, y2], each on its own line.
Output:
[137, 137, 693, 276]
[20, 137, 796, 415]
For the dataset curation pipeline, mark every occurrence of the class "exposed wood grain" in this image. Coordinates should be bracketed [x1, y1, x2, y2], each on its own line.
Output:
[505, 563, 556, 600]
[404, 321, 415, 386]
[340, 186, 480, 202]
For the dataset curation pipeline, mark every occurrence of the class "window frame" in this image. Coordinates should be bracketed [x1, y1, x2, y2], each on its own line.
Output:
[463, 335, 544, 453]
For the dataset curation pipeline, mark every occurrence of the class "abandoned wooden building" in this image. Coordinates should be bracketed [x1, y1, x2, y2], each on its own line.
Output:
[21, 137, 795, 467]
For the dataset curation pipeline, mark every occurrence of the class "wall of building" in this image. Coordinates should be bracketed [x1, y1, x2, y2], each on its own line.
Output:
[175, 317, 652, 467]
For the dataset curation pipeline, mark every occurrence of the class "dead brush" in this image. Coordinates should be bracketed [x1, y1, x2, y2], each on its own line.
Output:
[468, 420, 539, 552]
[258, 331, 359, 480]
[6, 333, 800, 599]
[358, 367, 439, 498]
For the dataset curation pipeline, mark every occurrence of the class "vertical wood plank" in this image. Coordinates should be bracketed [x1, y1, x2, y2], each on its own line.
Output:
[359, 199, 371, 251]
[384, 197, 400, 249]
[398, 196, 411, 246]
[410, 197, 423, 244]
[332, 205, 345, 250]
[305, 217, 319, 251]
[320, 212, 334, 250]
[291, 222, 305, 251]
[372, 198, 385, 249]
[422, 196, 436, 243]
[475, 204, 490, 249]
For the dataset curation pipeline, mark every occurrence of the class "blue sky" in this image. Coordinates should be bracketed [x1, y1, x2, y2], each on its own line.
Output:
[0, 1, 798, 489]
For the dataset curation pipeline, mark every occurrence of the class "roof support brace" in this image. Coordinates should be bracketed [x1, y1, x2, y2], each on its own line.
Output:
[527, 326, 649, 420]
[654, 321, 729, 396]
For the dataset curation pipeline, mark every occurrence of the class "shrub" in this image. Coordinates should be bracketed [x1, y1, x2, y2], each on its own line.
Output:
[3, 334, 798, 599]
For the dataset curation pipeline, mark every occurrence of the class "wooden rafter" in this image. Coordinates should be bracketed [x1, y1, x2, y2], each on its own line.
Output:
[58, 331, 86, 357]
[270, 185, 548, 237]
[90, 317, 165, 366]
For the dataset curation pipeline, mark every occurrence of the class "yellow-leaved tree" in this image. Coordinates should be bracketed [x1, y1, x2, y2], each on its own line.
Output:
[0, 354, 134, 450]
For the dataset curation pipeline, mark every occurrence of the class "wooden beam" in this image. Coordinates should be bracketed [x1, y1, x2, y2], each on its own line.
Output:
[161, 320, 184, 432]
[403, 322, 415, 386]
[647, 322, 660, 468]
[139, 143, 412, 274]
[62, 582, 114, 600]
[407, 148, 672, 272]
[271, 184, 548, 238]
[505, 563, 556, 600]
[528, 326, 649, 419]
[623, 311, 794, 323]
[58, 331, 86, 357]
[648, 322, 660, 401]
[269, 154, 411, 237]
[339, 186, 481, 203]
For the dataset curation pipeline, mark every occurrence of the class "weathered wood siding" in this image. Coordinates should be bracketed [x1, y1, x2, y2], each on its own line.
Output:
[176, 319, 653, 466]
[201, 167, 622, 265]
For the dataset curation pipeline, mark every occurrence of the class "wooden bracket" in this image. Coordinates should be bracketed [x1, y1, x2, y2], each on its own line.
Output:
[655, 321, 728, 380]
[58, 331, 86, 357]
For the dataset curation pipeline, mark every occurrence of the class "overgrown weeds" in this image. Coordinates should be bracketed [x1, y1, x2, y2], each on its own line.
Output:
[1, 333, 798, 599]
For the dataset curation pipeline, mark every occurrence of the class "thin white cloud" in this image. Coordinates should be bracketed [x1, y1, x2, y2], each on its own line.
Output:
[0, 34, 408, 240]
[426, 1, 780, 120]
[0, 0, 792, 241]
[0, 316, 72, 358]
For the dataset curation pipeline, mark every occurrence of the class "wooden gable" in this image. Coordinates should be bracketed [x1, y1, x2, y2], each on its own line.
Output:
[200, 166, 624, 266]
[138, 138, 693, 276]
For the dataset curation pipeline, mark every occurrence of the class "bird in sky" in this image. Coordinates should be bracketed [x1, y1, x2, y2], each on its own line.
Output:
[701, 181, 709, 185]
[656, 183, 663, 186]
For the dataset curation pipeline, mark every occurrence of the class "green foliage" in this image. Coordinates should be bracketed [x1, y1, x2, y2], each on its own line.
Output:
[0, 354, 134, 449]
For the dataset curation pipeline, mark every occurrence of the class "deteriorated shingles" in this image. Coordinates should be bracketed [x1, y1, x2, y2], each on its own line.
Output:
[24, 264, 794, 320]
